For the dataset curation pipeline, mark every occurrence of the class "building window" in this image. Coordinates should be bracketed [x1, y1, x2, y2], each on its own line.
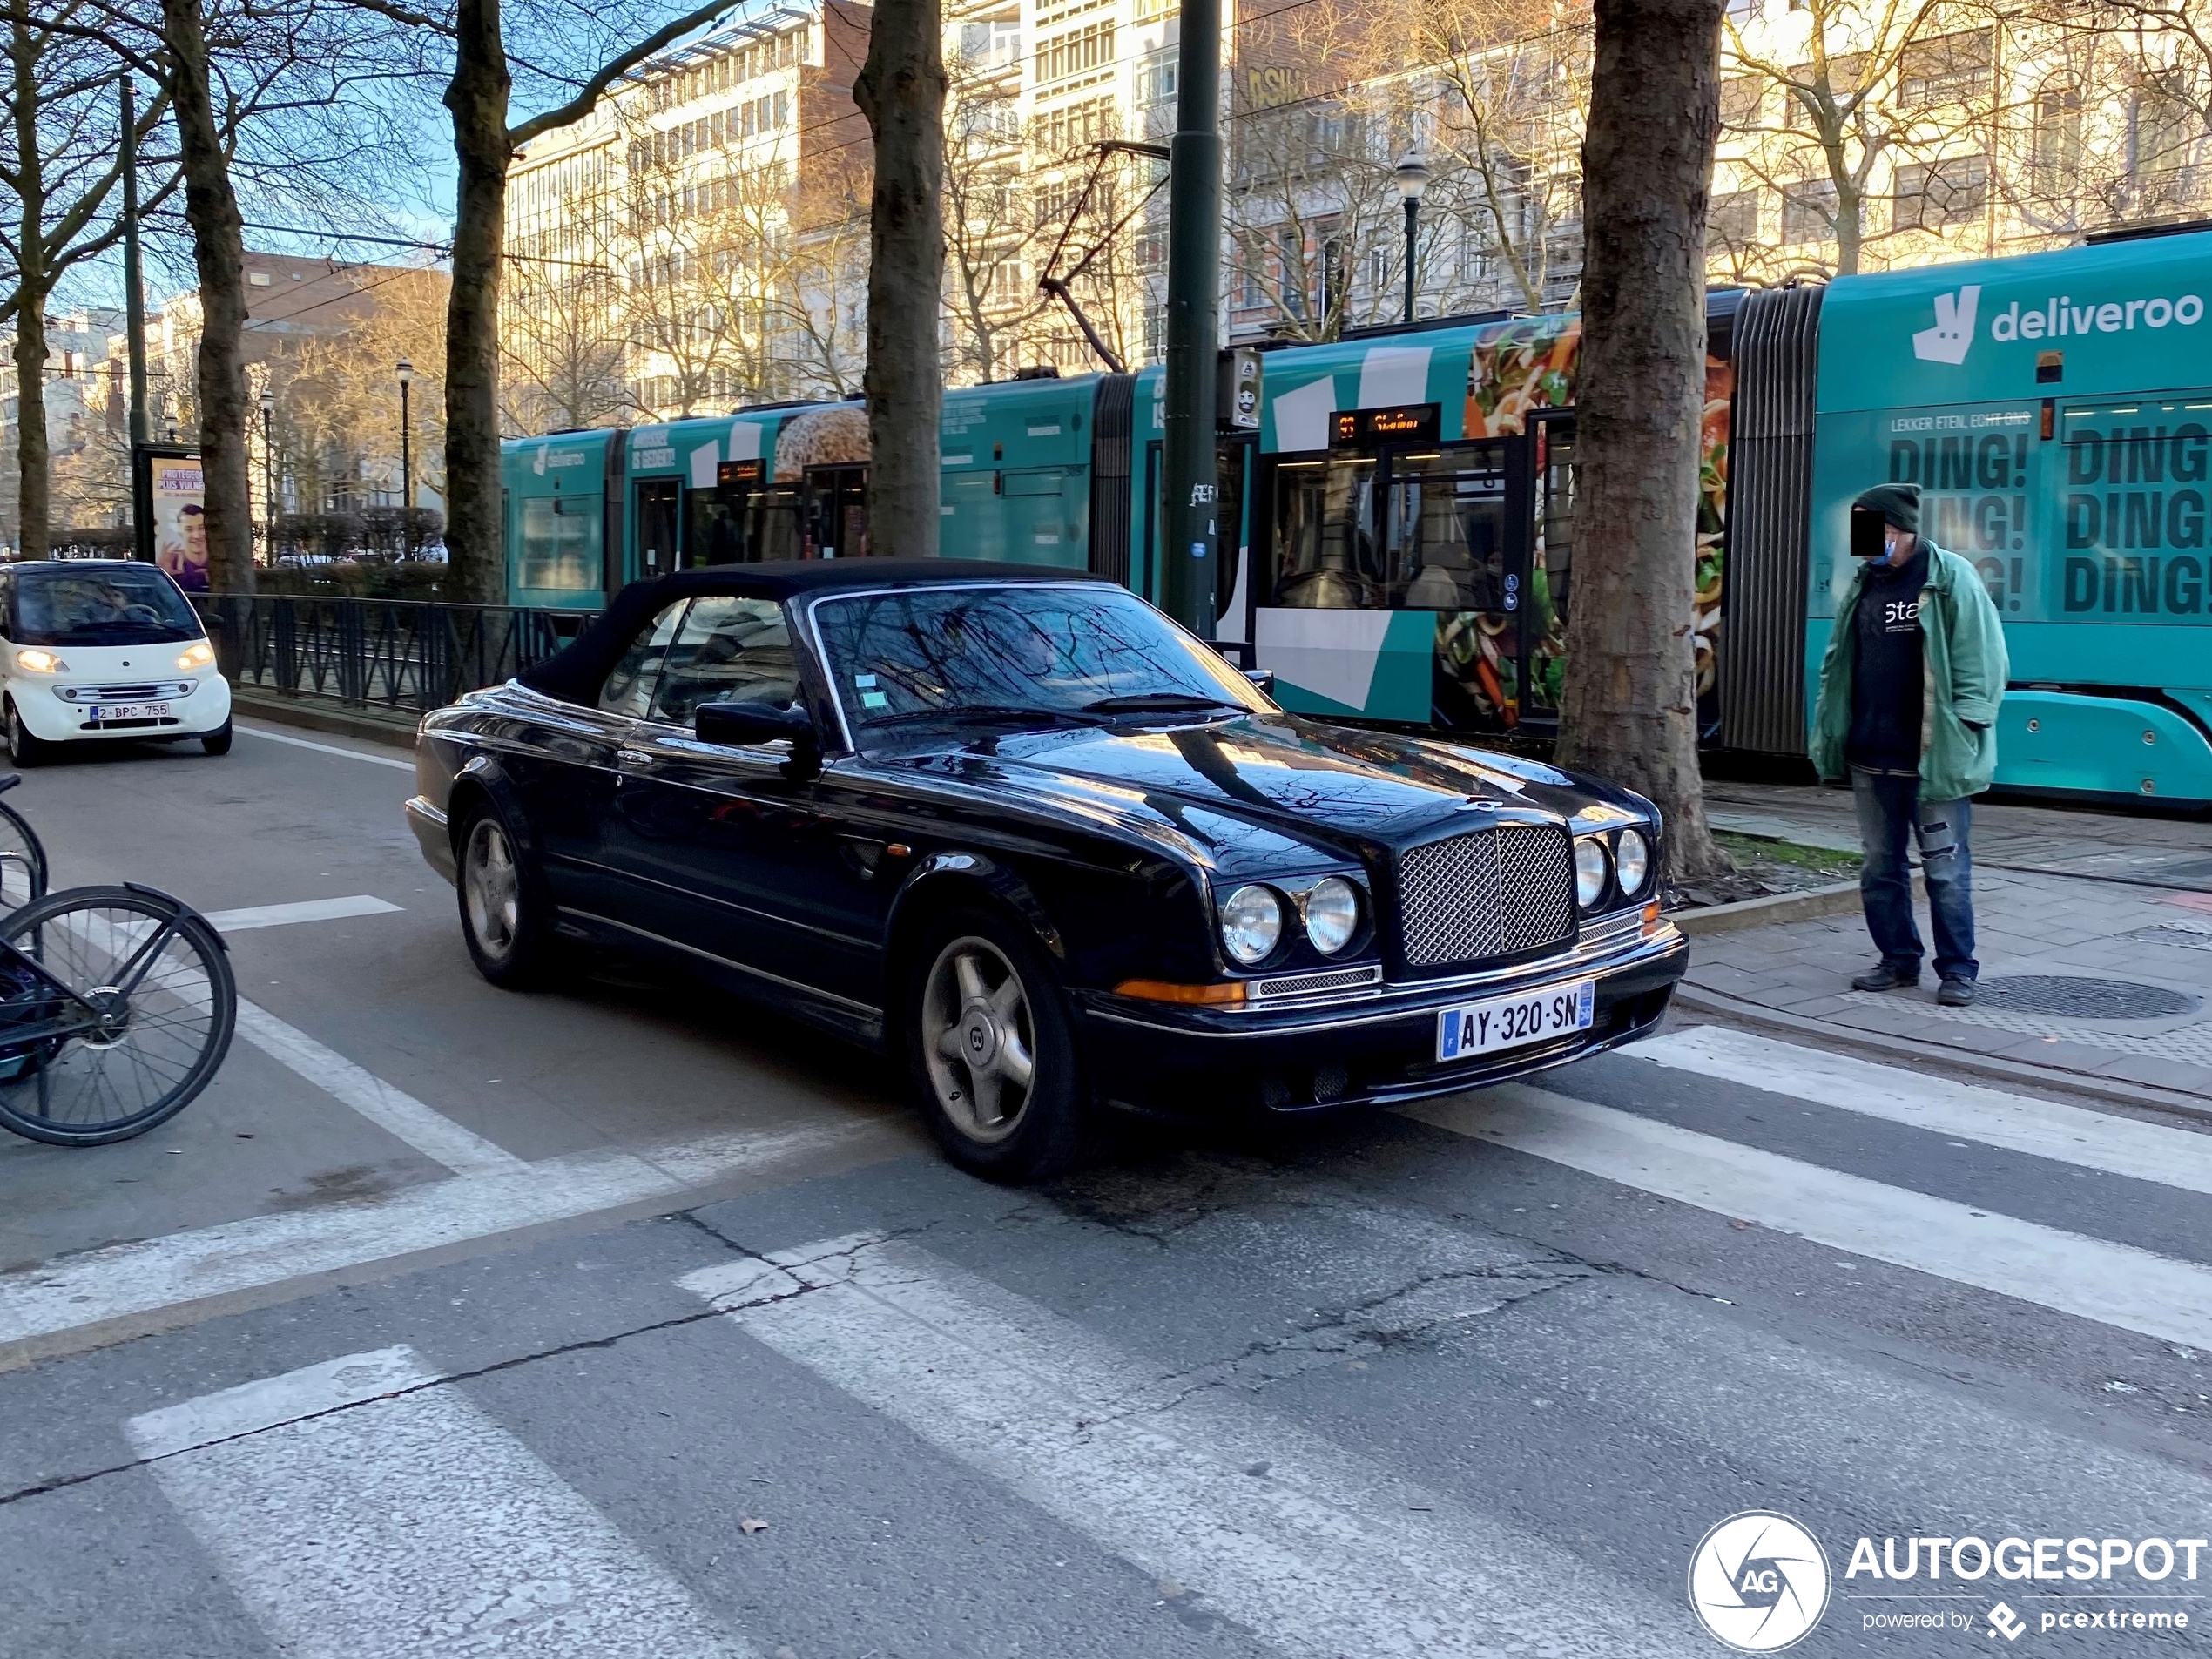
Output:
[1892, 155, 1987, 230]
[1137, 51, 1177, 108]
[1780, 179, 1838, 244]
[959, 18, 1021, 68]
[1896, 30, 1993, 109]
[1720, 74, 1763, 131]
[1037, 23, 1114, 84]
[2031, 80, 2082, 195]
[1707, 187, 1761, 249]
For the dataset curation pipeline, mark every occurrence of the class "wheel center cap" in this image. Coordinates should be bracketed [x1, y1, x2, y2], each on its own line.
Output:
[960, 1002, 1000, 1068]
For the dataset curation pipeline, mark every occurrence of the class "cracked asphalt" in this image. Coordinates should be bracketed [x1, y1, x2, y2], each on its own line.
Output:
[4, 727, 2212, 1656]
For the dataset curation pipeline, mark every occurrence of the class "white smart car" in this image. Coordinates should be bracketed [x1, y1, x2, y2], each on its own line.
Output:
[0, 561, 232, 765]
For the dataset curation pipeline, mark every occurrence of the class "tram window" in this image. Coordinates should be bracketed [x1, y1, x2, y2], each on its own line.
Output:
[1386, 446, 1509, 610]
[1271, 455, 1379, 608]
[685, 487, 746, 567]
[747, 486, 803, 563]
[517, 495, 600, 590]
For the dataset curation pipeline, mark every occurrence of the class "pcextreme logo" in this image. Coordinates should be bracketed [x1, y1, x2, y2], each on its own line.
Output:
[1910, 280, 2206, 365]
[1689, 1511, 1832, 1651]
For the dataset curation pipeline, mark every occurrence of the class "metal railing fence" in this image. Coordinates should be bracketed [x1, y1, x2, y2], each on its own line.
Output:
[192, 595, 597, 717]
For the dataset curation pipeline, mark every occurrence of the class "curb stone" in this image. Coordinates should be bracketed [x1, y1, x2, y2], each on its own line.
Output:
[231, 690, 421, 753]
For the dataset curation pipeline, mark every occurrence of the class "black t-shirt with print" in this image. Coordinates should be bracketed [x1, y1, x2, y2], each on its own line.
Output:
[1847, 543, 1931, 773]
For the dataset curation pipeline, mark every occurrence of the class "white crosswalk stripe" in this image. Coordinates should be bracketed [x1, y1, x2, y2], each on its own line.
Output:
[681, 1235, 1688, 1659]
[1636, 1024, 2212, 1196]
[128, 1345, 757, 1658]
[1414, 1084, 2212, 1351]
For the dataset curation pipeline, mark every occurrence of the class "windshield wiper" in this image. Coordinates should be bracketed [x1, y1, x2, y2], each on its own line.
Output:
[867, 704, 1107, 729]
[1081, 692, 1248, 714]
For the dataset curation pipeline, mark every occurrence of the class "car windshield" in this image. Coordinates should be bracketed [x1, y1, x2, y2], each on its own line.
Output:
[10, 567, 204, 647]
[810, 583, 1267, 740]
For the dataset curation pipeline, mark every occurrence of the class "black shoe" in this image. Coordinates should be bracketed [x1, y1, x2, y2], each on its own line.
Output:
[1938, 977, 1976, 1007]
[1851, 964, 1920, 992]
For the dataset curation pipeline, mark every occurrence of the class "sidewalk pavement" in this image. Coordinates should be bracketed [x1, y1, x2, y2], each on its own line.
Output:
[1683, 779, 2212, 1112]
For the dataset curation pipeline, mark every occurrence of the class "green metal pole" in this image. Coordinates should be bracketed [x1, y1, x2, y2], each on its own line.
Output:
[121, 78, 149, 448]
[1158, 0, 1222, 636]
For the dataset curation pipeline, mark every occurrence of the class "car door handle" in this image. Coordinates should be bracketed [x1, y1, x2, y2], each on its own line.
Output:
[616, 748, 653, 766]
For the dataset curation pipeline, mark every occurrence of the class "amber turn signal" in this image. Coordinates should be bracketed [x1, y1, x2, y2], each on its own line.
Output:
[1112, 978, 1248, 1005]
[1641, 900, 1663, 934]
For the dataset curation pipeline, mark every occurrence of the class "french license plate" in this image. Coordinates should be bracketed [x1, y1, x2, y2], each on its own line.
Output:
[1436, 979, 1595, 1063]
[89, 702, 169, 722]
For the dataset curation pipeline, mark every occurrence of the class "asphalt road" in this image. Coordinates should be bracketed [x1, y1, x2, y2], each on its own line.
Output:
[2, 722, 2209, 1659]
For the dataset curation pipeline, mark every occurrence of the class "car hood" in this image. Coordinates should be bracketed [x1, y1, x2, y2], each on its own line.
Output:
[874, 713, 1645, 875]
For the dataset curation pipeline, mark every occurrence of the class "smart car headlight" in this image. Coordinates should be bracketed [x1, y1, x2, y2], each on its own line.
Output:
[1304, 877, 1359, 955]
[14, 649, 64, 674]
[1574, 836, 1610, 908]
[1219, 884, 1284, 965]
[177, 641, 216, 671]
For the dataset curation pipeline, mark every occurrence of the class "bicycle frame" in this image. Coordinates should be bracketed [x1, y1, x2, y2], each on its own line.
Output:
[0, 894, 200, 1049]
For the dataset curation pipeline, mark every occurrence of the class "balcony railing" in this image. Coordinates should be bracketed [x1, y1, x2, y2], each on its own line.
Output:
[192, 595, 597, 718]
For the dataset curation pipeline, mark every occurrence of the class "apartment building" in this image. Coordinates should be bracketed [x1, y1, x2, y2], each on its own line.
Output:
[502, 0, 872, 429]
[497, 0, 2211, 441]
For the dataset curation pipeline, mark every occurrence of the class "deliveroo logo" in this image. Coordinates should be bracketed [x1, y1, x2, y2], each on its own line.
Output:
[1912, 285, 1980, 365]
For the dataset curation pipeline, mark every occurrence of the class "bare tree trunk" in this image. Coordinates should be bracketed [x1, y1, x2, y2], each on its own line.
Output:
[9, 2, 48, 561]
[10, 256, 48, 564]
[442, 0, 511, 605]
[162, 0, 254, 594]
[1556, 0, 1729, 884]
[853, 0, 943, 559]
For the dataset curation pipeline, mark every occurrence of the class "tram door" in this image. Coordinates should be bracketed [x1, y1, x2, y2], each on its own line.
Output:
[635, 480, 680, 579]
[1140, 440, 1252, 625]
[805, 466, 869, 558]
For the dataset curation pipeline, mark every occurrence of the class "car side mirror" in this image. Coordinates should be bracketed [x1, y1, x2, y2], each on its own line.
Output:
[1242, 667, 1278, 698]
[695, 700, 819, 770]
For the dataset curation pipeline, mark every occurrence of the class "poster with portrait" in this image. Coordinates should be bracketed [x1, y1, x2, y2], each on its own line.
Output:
[147, 455, 209, 590]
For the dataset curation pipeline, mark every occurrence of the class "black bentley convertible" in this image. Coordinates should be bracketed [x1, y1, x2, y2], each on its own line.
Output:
[407, 561, 1688, 1178]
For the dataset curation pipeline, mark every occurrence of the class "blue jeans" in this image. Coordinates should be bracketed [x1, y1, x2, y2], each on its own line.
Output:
[1851, 770, 1977, 982]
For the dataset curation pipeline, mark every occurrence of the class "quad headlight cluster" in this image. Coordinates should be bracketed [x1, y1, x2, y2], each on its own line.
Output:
[1218, 875, 1365, 966]
[1574, 826, 1655, 910]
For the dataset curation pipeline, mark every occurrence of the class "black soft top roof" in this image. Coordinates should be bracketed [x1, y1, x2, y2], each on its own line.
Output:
[516, 558, 1103, 705]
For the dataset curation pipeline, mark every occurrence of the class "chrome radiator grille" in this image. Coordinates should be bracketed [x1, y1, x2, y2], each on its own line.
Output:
[1393, 825, 1576, 969]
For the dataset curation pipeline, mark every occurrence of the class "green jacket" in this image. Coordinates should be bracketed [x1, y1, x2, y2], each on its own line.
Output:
[1810, 540, 2009, 800]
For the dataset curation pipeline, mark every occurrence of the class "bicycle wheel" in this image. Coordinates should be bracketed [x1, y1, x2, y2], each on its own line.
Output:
[0, 887, 235, 1146]
[0, 799, 47, 913]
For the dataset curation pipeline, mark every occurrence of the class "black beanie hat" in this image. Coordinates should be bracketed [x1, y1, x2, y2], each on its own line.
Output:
[1852, 482, 1921, 535]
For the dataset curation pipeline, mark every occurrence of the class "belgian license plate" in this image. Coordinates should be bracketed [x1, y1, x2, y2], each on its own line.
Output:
[1436, 980, 1595, 1063]
[90, 702, 169, 722]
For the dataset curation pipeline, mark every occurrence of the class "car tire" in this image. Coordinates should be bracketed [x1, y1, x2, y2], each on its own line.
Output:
[904, 906, 1090, 1182]
[200, 719, 233, 756]
[5, 702, 51, 769]
[456, 801, 558, 989]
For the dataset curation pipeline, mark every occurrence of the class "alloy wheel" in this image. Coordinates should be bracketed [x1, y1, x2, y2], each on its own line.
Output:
[920, 935, 1037, 1143]
[463, 818, 521, 961]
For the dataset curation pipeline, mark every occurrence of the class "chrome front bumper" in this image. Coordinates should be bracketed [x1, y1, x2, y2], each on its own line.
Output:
[1072, 914, 1689, 1114]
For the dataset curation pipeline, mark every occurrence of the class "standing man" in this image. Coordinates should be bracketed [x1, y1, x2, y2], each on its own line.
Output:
[1810, 483, 2008, 1007]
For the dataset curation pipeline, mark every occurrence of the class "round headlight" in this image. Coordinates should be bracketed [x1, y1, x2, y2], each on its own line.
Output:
[1615, 828, 1650, 896]
[1304, 877, 1360, 955]
[1574, 836, 1610, 908]
[1220, 884, 1284, 965]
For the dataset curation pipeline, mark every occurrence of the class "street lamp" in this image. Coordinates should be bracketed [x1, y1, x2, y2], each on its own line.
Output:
[259, 387, 275, 559]
[395, 357, 414, 558]
[1395, 152, 1430, 326]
